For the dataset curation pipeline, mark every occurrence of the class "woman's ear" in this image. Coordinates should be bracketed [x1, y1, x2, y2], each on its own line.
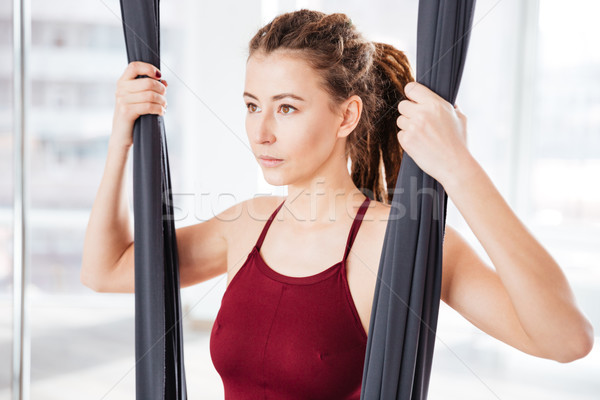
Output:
[337, 95, 362, 138]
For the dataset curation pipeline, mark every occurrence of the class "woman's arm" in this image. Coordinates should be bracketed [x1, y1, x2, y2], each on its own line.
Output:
[80, 140, 135, 292]
[80, 136, 230, 293]
[80, 61, 167, 292]
[397, 81, 594, 363]
[442, 155, 594, 363]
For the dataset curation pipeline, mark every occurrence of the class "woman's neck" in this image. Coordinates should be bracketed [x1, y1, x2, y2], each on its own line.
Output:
[283, 177, 366, 229]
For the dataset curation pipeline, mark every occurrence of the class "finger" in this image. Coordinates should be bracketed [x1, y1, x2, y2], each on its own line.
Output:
[121, 77, 166, 95]
[403, 81, 436, 105]
[120, 61, 162, 81]
[397, 98, 418, 117]
[129, 102, 166, 117]
[396, 128, 410, 148]
[396, 114, 410, 131]
[124, 91, 167, 108]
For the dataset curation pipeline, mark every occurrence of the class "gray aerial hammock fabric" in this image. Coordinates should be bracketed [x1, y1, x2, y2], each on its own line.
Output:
[117, 0, 474, 399]
[360, 1, 476, 399]
[118, 0, 187, 399]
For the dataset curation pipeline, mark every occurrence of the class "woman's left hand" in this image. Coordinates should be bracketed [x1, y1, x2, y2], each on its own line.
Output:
[396, 81, 471, 186]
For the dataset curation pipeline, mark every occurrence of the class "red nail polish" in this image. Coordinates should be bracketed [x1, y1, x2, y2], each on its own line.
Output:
[155, 70, 162, 78]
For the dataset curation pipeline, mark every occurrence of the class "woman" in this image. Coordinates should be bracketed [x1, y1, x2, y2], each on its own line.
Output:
[81, 9, 593, 399]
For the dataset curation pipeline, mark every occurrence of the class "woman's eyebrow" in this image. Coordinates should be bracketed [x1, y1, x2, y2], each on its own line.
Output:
[243, 92, 306, 102]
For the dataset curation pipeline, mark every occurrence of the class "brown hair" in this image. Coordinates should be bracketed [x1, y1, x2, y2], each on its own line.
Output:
[248, 9, 415, 204]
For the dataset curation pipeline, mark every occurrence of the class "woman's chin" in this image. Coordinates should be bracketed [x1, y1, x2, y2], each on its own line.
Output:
[260, 167, 290, 185]
[262, 174, 287, 187]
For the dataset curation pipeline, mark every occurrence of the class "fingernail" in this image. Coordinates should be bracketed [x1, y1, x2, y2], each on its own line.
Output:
[155, 70, 162, 78]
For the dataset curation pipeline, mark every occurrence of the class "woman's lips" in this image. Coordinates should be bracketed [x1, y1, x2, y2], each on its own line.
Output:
[259, 157, 284, 167]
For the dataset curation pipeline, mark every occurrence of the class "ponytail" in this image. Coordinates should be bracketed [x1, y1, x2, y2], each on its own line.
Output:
[348, 42, 415, 203]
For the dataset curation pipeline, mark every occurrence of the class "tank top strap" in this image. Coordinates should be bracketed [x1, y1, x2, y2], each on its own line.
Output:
[255, 195, 371, 256]
[342, 195, 371, 262]
[255, 198, 286, 250]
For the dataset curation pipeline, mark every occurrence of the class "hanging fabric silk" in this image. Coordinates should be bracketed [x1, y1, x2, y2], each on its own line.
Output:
[118, 0, 188, 398]
[360, 1, 476, 399]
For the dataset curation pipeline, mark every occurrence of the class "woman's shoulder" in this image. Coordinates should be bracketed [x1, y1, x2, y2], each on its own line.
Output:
[246, 195, 286, 222]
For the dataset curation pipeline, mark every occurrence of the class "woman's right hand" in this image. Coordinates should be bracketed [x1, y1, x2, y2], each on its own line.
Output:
[110, 61, 168, 149]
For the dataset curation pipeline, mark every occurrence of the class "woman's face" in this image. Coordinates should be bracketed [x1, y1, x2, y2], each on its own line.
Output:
[243, 50, 348, 187]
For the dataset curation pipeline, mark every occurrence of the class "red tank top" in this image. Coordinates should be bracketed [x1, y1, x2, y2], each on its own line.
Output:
[210, 195, 371, 399]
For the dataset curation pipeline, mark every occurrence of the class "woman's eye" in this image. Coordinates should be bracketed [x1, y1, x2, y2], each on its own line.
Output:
[246, 103, 259, 113]
[280, 104, 296, 114]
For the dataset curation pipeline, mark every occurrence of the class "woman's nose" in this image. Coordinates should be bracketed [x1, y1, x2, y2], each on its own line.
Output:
[251, 114, 276, 144]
